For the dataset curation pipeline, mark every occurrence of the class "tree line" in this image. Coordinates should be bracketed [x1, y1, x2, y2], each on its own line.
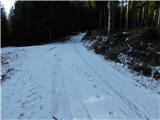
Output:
[1, 1, 160, 47]
[1, 2, 10, 46]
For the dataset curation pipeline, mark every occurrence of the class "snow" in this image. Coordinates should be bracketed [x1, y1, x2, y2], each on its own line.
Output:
[123, 32, 129, 35]
[105, 59, 160, 94]
[118, 53, 131, 64]
[1, 33, 160, 119]
[125, 37, 129, 42]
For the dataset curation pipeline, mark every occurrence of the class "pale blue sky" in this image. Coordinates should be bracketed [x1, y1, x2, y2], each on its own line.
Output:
[1, 0, 16, 15]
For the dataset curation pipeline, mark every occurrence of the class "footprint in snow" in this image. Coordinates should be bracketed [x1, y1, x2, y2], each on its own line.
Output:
[49, 48, 54, 51]
[28, 88, 34, 92]
[20, 105, 24, 109]
[135, 84, 141, 88]
[18, 113, 24, 119]
[96, 95, 100, 98]
[26, 92, 37, 98]
[52, 116, 58, 120]
[40, 105, 43, 110]
[108, 111, 114, 116]
[22, 102, 25, 105]
[93, 85, 97, 88]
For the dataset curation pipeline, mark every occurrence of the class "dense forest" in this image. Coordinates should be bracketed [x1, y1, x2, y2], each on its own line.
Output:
[1, 1, 160, 46]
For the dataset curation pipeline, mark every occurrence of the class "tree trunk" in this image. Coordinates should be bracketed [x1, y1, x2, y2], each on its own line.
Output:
[147, 2, 150, 27]
[129, 1, 133, 29]
[137, 9, 140, 28]
[158, 8, 160, 27]
[111, 3, 114, 31]
[125, 1, 129, 30]
[120, 1, 123, 29]
[152, 9, 156, 27]
[104, 7, 106, 33]
[107, 2, 111, 35]
[49, 18, 52, 41]
[100, 8, 102, 33]
[141, 6, 145, 28]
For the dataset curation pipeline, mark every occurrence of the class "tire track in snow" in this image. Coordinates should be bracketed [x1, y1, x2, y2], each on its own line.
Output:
[73, 43, 150, 120]
[63, 73, 93, 120]
[53, 48, 93, 120]
[51, 49, 73, 120]
[2, 33, 158, 119]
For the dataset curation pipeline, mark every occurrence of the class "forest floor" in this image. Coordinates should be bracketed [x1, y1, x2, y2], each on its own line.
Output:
[1, 33, 160, 119]
[82, 30, 160, 93]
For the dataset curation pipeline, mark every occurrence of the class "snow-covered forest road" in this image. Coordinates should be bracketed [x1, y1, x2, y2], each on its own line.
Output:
[2, 33, 159, 119]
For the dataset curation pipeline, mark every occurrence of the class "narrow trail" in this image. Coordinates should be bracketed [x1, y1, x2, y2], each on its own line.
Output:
[2, 33, 159, 119]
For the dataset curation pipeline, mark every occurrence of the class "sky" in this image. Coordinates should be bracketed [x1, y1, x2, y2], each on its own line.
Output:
[1, 0, 16, 16]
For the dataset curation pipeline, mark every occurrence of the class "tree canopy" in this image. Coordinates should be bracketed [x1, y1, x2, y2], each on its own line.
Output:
[1, 1, 160, 46]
